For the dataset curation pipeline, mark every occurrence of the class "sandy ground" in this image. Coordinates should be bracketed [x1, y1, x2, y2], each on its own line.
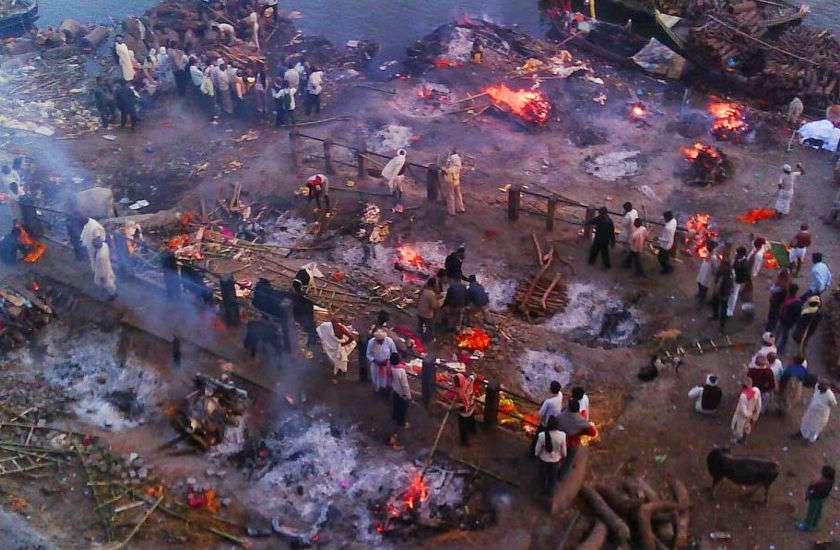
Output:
[4, 20, 840, 549]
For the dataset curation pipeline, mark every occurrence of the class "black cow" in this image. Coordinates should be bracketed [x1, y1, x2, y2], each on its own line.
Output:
[707, 447, 779, 504]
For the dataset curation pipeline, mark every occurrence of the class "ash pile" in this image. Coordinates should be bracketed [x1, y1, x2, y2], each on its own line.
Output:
[172, 373, 249, 451]
[235, 410, 494, 546]
[546, 283, 641, 348]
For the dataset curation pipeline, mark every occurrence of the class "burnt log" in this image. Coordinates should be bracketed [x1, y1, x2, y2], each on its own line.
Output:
[638, 502, 681, 550]
[551, 445, 589, 514]
[576, 520, 608, 550]
[580, 485, 631, 543]
[671, 478, 691, 550]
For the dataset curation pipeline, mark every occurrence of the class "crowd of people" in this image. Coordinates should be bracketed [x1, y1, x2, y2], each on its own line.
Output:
[95, 0, 326, 129]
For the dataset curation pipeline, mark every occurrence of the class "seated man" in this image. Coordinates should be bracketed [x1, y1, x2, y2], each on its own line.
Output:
[687, 374, 722, 414]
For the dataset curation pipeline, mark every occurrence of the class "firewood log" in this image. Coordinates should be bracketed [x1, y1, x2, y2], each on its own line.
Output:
[551, 446, 589, 515]
[581, 486, 631, 543]
[671, 478, 690, 550]
[622, 477, 659, 502]
[576, 520, 608, 550]
[638, 502, 681, 550]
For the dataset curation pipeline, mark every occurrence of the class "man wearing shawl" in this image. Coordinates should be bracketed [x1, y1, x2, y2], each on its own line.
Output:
[316, 318, 357, 376]
[365, 328, 396, 392]
[799, 382, 837, 442]
[731, 376, 761, 444]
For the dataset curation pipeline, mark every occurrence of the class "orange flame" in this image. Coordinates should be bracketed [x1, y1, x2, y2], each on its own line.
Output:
[708, 101, 749, 140]
[763, 249, 780, 270]
[681, 141, 720, 160]
[456, 327, 491, 351]
[683, 213, 718, 258]
[737, 208, 776, 224]
[432, 58, 462, 69]
[396, 245, 425, 269]
[484, 84, 551, 125]
[629, 103, 647, 120]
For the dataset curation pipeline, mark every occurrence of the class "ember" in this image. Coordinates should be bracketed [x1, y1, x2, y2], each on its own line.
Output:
[456, 327, 491, 351]
[432, 58, 462, 69]
[737, 208, 776, 224]
[629, 103, 647, 120]
[484, 84, 551, 125]
[680, 142, 729, 185]
[396, 245, 426, 270]
[763, 249, 780, 270]
[708, 101, 750, 141]
[682, 213, 719, 258]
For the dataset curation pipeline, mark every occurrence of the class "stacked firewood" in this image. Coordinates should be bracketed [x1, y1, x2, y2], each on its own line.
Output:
[574, 477, 690, 549]
[687, 6, 768, 70]
[757, 28, 840, 105]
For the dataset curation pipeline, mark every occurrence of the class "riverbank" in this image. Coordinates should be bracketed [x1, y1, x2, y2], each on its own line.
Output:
[2, 2, 840, 548]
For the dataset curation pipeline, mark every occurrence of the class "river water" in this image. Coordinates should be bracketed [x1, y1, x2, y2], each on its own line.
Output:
[35, 0, 840, 56]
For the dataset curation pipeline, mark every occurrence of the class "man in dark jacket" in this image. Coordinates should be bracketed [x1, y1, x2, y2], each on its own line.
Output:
[443, 278, 467, 331]
[445, 246, 467, 281]
[92, 76, 115, 128]
[793, 294, 822, 354]
[114, 79, 139, 129]
[466, 274, 489, 325]
[775, 283, 802, 356]
[797, 465, 835, 531]
[585, 206, 615, 269]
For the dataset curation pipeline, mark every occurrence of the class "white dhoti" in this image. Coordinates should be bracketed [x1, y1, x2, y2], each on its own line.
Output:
[93, 243, 117, 296]
[775, 189, 794, 215]
[316, 321, 357, 375]
[800, 389, 837, 442]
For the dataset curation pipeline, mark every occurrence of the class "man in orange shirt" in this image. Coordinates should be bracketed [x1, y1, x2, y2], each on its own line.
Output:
[623, 217, 649, 276]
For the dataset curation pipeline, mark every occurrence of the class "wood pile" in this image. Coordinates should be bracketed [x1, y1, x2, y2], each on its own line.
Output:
[513, 235, 569, 322]
[758, 27, 840, 106]
[570, 476, 690, 549]
[0, 280, 54, 352]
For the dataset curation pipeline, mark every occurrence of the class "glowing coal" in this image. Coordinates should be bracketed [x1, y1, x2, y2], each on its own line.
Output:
[484, 84, 551, 125]
[708, 101, 750, 141]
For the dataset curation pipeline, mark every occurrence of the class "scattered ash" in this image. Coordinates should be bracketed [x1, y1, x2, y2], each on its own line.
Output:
[583, 150, 641, 181]
[8, 324, 165, 431]
[239, 408, 487, 546]
[263, 213, 309, 249]
[367, 124, 415, 154]
[518, 350, 575, 400]
[546, 283, 641, 348]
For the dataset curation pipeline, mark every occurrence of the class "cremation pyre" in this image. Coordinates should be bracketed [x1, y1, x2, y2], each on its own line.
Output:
[708, 101, 751, 142]
[484, 84, 551, 126]
[680, 141, 730, 185]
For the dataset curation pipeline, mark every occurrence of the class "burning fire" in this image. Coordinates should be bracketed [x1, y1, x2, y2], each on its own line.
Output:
[683, 213, 718, 258]
[708, 101, 749, 141]
[737, 208, 776, 224]
[484, 84, 551, 125]
[629, 103, 647, 120]
[400, 472, 429, 512]
[763, 249, 780, 270]
[680, 141, 720, 160]
[432, 58, 462, 69]
[456, 327, 491, 351]
[396, 245, 426, 270]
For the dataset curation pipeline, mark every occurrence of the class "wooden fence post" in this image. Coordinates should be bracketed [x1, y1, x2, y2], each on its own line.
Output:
[583, 206, 596, 239]
[421, 357, 437, 411]
[426, 164, 440, 202]
[289, 131, 303, 173]
[356, 150, 367, 180]
[219, 274, 240, 328]
[508, 185, 521, 221]
[322, 139, 336, 175]
[546, 198, 557, 232]
[483, 380, 500, 428]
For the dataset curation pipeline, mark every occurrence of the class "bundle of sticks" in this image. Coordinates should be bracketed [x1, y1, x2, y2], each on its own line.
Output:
[513, 235, 569, 321]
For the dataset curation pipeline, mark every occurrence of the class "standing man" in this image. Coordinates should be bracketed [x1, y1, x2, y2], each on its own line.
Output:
[806, 252, 832, 298]
[731, 376, 761, 444]
[443, 149, 466, 215]
[445, 246, 467, 281]
[417, 277, 441, 343]
[92, 77, 115, 128]
[585, 206, 615, 269]
[789, 224, 812, 277]
[796, 466, 835, 531]
[534, 418, 566, 496]
[366, 328, 397, 393]
[389, 352, 412, 447]
[537, 381, 564, 426]
[114, 79, 139, 129]
[624, 217, 648, 276]
[443, 275, 467, 331]
[775, 162, 804, 217]
[799, 382, 837, 443]
[114, 35, 136, 82]
[456, 373, 478, 446]
[466, 275, 489, 325]
[792, 295, 822, 354]
[618, 202, 638, 250]
[91, 237, 117, 300]
[657, 211, 678, 274]
[727, 246, 750, 321]
[775, 283, 802, 356]
[305, 66, 323, 116]
[213, 62, 234, 115]
[696, 239, 719, 304]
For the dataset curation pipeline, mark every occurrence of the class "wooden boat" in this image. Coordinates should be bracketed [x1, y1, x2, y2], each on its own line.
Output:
[0, 0, 38, 36]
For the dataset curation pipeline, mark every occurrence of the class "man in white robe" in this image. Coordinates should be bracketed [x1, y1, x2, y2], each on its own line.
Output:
[775, 163, 804, 216]
[92, 238, 117, 298]
[800, 383, 837, 442]
[80, 218, 106, 269]
[115, 36, 136, 82]
[381, 149, 407, 194]
[316, 319, 357, 376]
[443, 149, 465, 215]
[731, 377, 762, 443]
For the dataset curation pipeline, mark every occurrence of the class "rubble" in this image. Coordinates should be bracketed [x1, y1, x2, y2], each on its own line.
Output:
[173, 374, 249, 450]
